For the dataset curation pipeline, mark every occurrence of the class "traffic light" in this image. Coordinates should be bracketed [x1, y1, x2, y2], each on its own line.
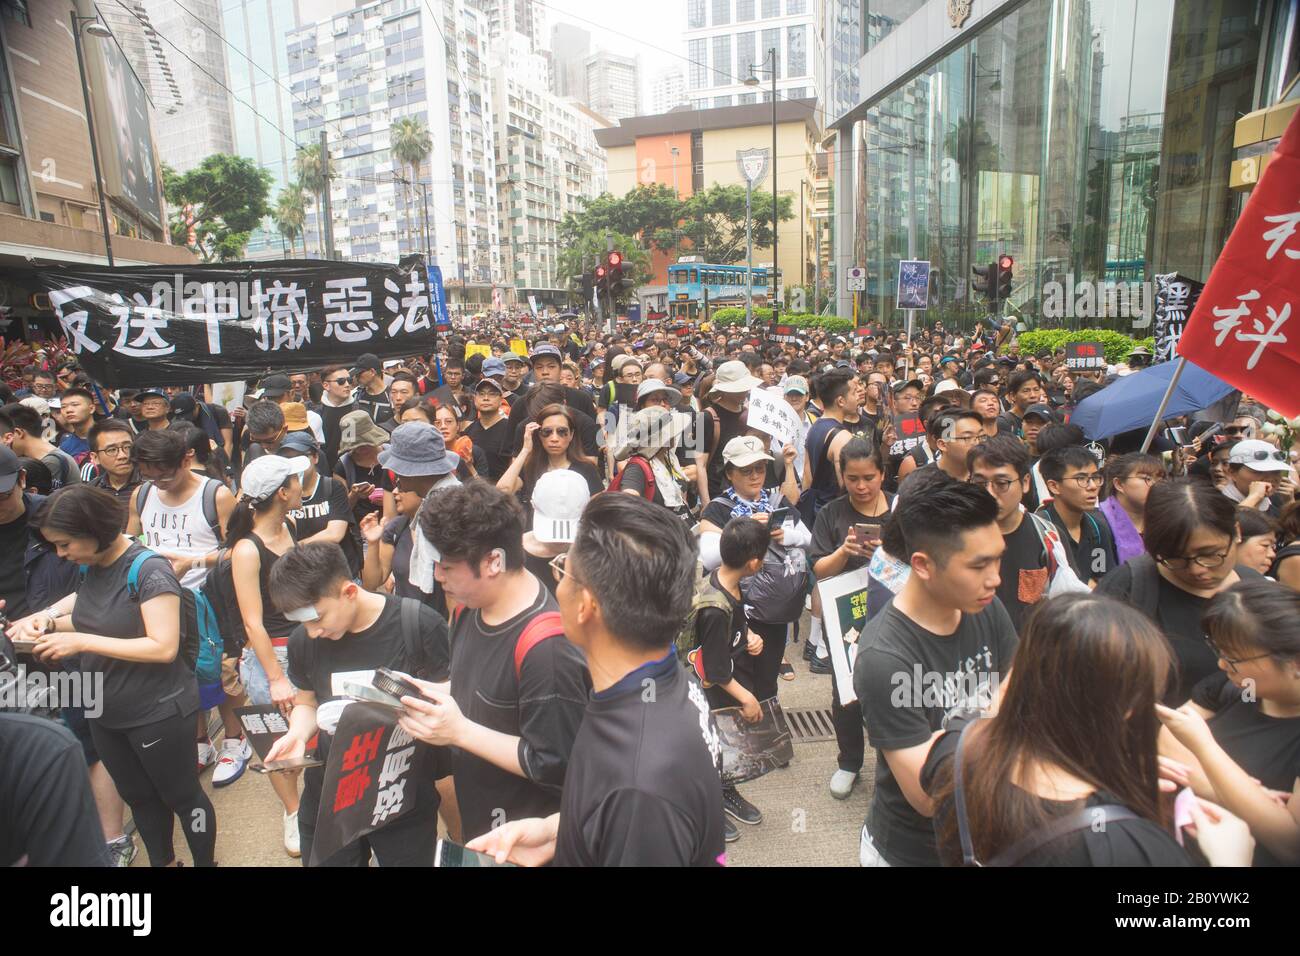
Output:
[607, 250, 636, 300]
[995, 254, 1014, 306]
[971, 262, 994, 308]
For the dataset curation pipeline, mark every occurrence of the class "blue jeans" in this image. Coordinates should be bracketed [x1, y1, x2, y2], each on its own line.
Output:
[239, 644, 292, 706]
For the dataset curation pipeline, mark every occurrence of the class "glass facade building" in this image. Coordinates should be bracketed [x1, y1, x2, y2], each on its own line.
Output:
[826, 0, 1300, 330]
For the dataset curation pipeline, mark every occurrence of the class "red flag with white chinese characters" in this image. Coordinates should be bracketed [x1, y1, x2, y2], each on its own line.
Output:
[1177, 108, 1300, 417]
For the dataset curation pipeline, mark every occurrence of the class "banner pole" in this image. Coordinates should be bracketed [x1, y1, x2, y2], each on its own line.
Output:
[1139, 356, 1187, 454]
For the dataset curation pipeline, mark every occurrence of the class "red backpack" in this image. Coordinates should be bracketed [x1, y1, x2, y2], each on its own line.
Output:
[450, 607, 564, 679]
[607, 455, 656, 501]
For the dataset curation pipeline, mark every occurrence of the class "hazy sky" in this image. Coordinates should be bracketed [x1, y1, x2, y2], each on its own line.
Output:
[536, 0, 689, 110]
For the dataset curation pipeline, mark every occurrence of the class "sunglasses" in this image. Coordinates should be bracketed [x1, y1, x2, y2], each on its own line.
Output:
[328, 376, 353, 385]
[1234, 449, 1286, 464]
[539, 426, 571, 439]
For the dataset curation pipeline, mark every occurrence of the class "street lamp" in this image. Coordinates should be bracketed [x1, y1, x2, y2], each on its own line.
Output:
[70, 12, 115, 266]
[745, 48, 779, 322]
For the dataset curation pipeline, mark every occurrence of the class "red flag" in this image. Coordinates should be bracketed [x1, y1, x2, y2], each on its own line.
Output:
[1177, 108, 1300, 417]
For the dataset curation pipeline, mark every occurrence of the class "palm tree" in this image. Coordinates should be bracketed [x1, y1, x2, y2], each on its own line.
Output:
[391, 116, 432, 255]
[272, 183, 308, 257]
[294, 143, 329, 256]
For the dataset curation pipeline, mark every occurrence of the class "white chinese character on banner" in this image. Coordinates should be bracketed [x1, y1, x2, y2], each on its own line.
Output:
[262, 711, 288, 734]
[322, 277, 377, 343]
[370, 778, 407, 826]
[180, 282, 238, 355]
[1213, 289, 1290, 369]
[47, 286, 102, 355]
[241, 714, 267, 735]
[378, 745, 414, 788]
[384, 271, 431, 337]
[110, 290, 175, 358]
[251, 280, 310, 352]
[1262, 209, 1300, 261]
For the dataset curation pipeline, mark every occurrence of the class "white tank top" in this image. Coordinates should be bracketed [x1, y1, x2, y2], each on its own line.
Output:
[140, 477, 220, 588]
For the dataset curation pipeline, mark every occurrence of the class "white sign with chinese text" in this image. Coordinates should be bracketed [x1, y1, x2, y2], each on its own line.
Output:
[746, 386, 802, 449]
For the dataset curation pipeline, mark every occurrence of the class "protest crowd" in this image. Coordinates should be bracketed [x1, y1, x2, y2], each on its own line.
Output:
[3, 311, 1300, 870]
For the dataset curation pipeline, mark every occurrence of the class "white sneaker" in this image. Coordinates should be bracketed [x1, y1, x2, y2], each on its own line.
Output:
[197, 740, 217, 773]
[830, 769, 859, 800]
[284, 810, 301, 858]
[212, 736, 252, 788]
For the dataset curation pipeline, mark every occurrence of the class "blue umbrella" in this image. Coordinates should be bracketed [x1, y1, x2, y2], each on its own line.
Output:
[1070, 358, 1235, 441]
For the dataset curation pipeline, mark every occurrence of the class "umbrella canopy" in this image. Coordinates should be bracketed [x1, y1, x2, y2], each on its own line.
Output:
[1070, 358, 1235, 441]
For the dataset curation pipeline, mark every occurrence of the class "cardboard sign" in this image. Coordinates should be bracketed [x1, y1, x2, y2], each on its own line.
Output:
[897, 259, 931, 310]
[464, 343, 492, 360]
[768, 324, 801, 346]
[746, 386, 802, 449]
[235, 705, 292, 761]
[815, 567, 872, 705]
[1065, 341, 1106, 370]
[888, 414, 926, 457]
[509, 338, 528, 357]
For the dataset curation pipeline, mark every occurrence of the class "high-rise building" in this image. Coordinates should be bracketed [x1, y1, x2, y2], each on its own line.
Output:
[476, 0, 545, 52]
[286, 0, 501, 305]
[651, 68, 688, 114]
[584, 50, 639, 121]
[492, 34, 608, 305]
[683, 0, 822, 111]
[549, 21, 590, 99]
[139, 0, 234, 175]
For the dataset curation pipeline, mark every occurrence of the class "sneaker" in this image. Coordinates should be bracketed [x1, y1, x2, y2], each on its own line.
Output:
[212, 736, 252, 788]
[107, 835, 136, 868]
[808, 653, 833, 675]
[284, 810, 301, 858]
[779, 659, 796, 681]
[724, 817, 740, 843]
[830, 769, 859, 800]
[197, 739, 217, 773]
[722, 787, 763, 826]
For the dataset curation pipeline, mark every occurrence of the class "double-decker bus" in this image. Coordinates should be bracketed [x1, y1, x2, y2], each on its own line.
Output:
[666, 259, 780, 320]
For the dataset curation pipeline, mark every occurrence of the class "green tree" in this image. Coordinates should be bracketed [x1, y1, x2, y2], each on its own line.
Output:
[391, 116, 433, 252]
[271, 183, 308, 256]
[557, 232, 652, 308]
[294, 143, 329, 255]
[559, 183, 681, 253]
[163, 154, 272, 261]
[671, 184, 794, 264]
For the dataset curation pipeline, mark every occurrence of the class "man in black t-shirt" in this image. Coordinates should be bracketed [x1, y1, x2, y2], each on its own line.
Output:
[1037, 445, 1117, 587]
[852, 480, 1018, 867]
[399, 481, 590, 841]
[278, 432, 364, 577]
[265, 542, 450, 866]
[465, 495, 726, 866]
[465, 376, 511, 481]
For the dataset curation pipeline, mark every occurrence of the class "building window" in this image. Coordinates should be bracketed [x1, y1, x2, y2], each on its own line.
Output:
[712, 34, 732, 86]
[787, 24, 806, 76]
[688, 38, 708, 89]
[761, 29, 781, 77]
[692, 98, 709, 111]
[738, 93, 757, 104]
[761, 0, 779, 17]
[736, 31, 757, 78]
[786, 0, 805, 13]
[714, 95, 732, 108]
[736, 0, 754, 21]
[687, 0, 705, 29]
[787, 86, 807, 99]
[712, 0, 730, 26]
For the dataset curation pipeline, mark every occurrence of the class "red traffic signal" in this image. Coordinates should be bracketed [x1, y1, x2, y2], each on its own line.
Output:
[607, 251, 623, 268]
[998, 254, 1014, 271]
[595, 265, 607, 279]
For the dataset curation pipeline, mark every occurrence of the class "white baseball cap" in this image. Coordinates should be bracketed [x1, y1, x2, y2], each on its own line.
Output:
[721, 435, 774, 469]
[531, 469, 591, 543]
[1227, 439, 1291, 473]
[240, 454, 309, 502]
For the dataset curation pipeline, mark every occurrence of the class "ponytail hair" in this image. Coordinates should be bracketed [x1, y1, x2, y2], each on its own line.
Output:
[225, 477, 291, 547]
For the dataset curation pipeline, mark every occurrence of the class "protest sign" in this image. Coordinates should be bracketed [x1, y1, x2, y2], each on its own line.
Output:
[815, 567, 872, 706]
[712, 697, 794, 785]
[35, 257, 436, 386]
[746, 386, 802, 449]
[1065, 341, 1106, 371]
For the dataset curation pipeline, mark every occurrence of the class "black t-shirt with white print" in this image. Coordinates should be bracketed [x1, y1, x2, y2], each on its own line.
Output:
[852, 596, 1019, 866]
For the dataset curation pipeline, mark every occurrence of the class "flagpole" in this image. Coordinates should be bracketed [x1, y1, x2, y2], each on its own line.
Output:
[1139, 356, 1188, 454]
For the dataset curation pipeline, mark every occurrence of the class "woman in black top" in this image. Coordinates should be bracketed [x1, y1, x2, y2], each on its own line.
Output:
[922, 593, 1253, 867]
[1099, 479, 1260, 705]
[10, 485, 216, 867]
[1157, 579, 1300, 865]
[1269, 499, 1300, 590]
[497, 404, 603, 515]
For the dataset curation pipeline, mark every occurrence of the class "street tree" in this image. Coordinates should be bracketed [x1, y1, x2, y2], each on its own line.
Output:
[391, 116, 433, 252]
[272, 183, 308, 256]
[162, 154, 272, 262]
[670, 184, 794, 265]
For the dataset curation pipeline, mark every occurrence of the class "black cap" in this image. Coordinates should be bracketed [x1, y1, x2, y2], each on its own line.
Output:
[259, 373, 291, 397]
[350, 353, 382, 375]
[1022, 403, 1055, 422]
[169, 393, 198, 418]
[0, 446, 20, 494]
[136, 388, 169, 403]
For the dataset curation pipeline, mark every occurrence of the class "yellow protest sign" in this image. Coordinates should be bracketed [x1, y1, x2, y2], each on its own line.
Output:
[465, 343, 491, 360]
[509, 339, 528, 357]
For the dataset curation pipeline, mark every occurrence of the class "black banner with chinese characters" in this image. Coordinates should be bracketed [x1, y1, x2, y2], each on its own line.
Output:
[309, 701, 427, 867]
[31, 256, 437, 386]
[1065, 341, 1107, 371]
[1153, 273, 1204, 365]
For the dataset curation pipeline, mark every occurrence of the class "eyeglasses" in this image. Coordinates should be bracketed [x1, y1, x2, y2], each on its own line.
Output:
[1203, 636, 1272, 675]
[250, 428, 286, 445]
[539, 426, 570, 439]
[944, 434, 983, 445]
[97, 442, 134, 457]
[1157, 549, 1231, 570]
[549, 551, 576, 584]
[1125, 474, 1166, 486]
[1062, 473, 1104, 488]
[969, 477, 1018, 493]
